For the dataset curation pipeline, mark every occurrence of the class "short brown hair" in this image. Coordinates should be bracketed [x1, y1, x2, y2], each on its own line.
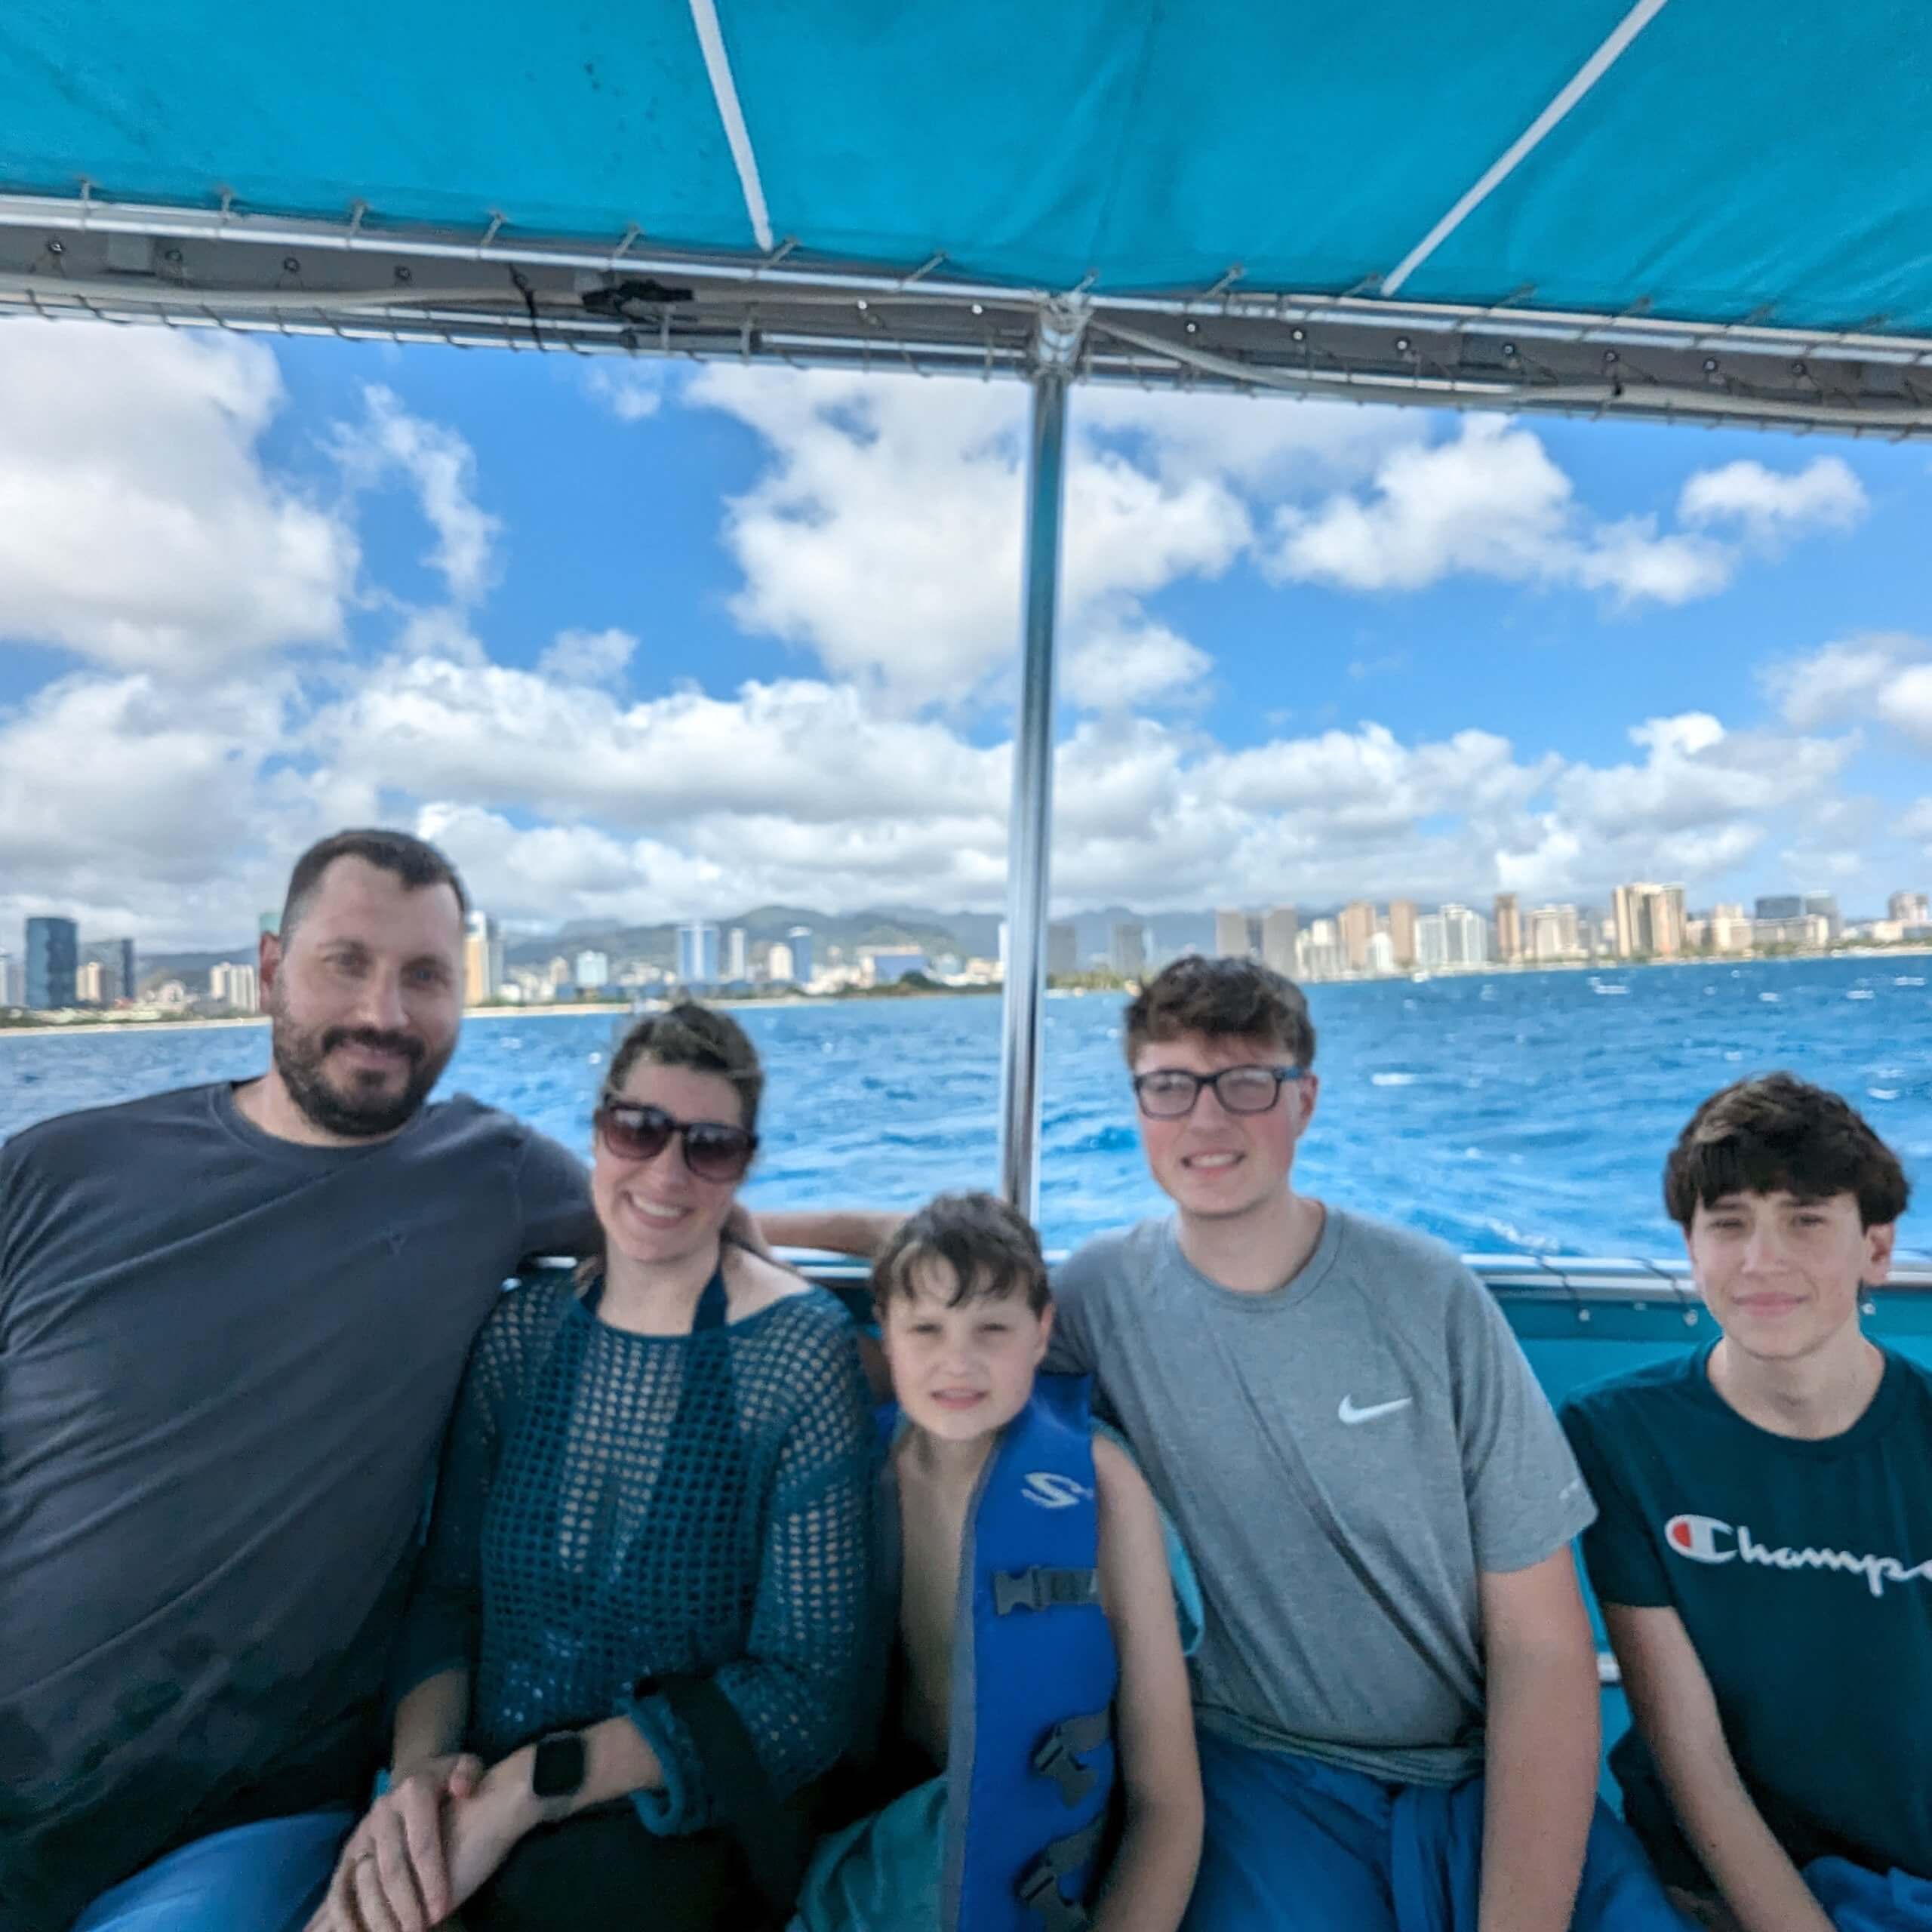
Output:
[1663, 1072, 1909, 1231]
[1123, 954, 1315, 1069]
[606, 1001, 764, 1131]
[279, 829, 468, 939]
[873, 1191, 1051, 1316]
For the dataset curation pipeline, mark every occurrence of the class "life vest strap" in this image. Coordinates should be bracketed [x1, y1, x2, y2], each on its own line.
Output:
[1016, 1815, 1108, 1931]
[1031, 1709, 1111, 1806]
[993, 1565, 1100, 1615]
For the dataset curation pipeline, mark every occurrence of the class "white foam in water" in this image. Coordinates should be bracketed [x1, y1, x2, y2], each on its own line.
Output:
[1759, 992, 1780, 1002]
[587, 1050, 604, 1062]
[1371, 1072, 1417, 1086]
[1870, 1089, 1902, 1101]
[1847, 990, 1875, 1001]
[1898, 977, 1926, 987]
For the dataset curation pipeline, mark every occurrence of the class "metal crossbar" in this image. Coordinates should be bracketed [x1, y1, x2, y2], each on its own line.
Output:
[5, 189, 1931, 435]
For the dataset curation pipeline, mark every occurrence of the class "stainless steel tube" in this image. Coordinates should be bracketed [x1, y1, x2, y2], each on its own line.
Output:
[997, 361, 1072, 1216]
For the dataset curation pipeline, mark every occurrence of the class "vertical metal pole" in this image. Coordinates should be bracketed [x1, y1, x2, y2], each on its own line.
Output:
[997, 356, 1073, 1217]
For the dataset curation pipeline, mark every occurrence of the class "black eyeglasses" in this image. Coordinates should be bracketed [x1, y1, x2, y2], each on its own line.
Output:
[1131, 1064, 1303, 1119]
[593, 1100, 758, 1183]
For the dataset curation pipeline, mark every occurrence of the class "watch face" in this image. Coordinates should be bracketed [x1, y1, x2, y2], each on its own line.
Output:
[531, 1731, 586, 1800]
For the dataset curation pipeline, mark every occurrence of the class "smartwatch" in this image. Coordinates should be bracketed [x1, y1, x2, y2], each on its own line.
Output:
[531, 1730, 587, 1801]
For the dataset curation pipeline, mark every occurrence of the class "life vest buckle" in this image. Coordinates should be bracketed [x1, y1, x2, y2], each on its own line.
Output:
[1017, 1860, 1093, 1932]
[993, 1564, 1100, 1615]
[1031, 1709, 1111, 1805]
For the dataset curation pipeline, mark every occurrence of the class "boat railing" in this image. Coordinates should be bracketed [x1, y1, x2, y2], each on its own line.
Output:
[764, 1251, 1932, 1304]
[523, 1252, 1932, 1303]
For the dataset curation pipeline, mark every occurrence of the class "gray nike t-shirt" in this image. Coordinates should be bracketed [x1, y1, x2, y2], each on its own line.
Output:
[0, 1081, 595, 1926]
[1047, 1207, 1594, 1785]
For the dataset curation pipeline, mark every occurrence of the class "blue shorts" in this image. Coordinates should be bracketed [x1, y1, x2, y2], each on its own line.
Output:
[69, 1810, 352, 1932]
[1182, 1733, 1685, 1931]
[1807, 1857, 1932, 1932]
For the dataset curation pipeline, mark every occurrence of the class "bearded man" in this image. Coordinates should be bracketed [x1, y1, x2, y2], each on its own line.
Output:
[0, 831, 596, 1932]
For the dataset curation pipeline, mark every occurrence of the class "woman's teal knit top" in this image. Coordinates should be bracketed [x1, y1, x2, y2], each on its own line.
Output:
[395, 1268, 873, 1832]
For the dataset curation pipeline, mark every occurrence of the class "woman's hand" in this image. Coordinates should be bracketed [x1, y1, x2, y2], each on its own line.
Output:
[306, 1752, 484, 1932]
[440, 1766, 542, 1915]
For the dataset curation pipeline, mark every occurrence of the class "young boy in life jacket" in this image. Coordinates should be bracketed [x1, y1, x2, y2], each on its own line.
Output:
[1561, 1075, 1932, 1932]
[790, 1192, 1202, 1932]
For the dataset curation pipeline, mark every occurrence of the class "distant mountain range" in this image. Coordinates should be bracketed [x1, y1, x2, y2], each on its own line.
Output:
[136, 905, 1233, 991]
[506, 904, 1225, 974]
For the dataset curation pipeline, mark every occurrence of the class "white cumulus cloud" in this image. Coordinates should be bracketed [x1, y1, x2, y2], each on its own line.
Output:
[1765, 631, 1932, 744]
[1266, 417, 1734, 606]
[0, 323, 355, 672]
[1679, 456, 1868, 542]
[334, 385, 501, 604]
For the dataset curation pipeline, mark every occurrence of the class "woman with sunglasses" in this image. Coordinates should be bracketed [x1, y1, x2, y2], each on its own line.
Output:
[316, 1004, 873, 1932]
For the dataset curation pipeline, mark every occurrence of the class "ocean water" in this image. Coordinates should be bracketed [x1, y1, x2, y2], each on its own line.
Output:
[5, 954, 1930, 1259]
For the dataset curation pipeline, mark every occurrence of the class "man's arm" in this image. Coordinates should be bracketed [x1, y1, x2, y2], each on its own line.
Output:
[755, 1208, 906, 1258]
[1603, 1603, 1833, 1932]
[1089, 1436, 1203, 1932]
[1476, 1549, 1601, 1932]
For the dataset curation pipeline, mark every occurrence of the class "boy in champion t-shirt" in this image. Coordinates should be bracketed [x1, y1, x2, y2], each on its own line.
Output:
[1563, 1074, 1932, 1932]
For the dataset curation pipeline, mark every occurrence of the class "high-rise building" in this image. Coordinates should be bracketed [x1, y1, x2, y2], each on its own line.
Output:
[865, 946, 928, 985]
[1338, 901, 1377, 973]
[1296, 918, 1342, 980]
[1214, 909, 1251, 959]
[0, 951, 21, 1006]
[1438, 904, 1490, 965]
[210, 960, 260, 1012]
[1386, 899, 1418, 969]
[74, 960, 106, 1004]
[725, 928, 749, 983]
[573, 949, 611, 990]
[767, 941, 796, 983]
[1493, 893, 1521, 964]
[677, 921, 721, 986]
[1366, 931, 1395, 975]
[463, 912, 503, 1005]
[82, 937, 137, 1004]
[1614, 883, 1687, 958]
[1109, 922, 1149, 979]
[1706, 903, 1753, 954]
[1754, 894, 1802, 921]
[1260, 906, 1299, 975]
[1528, 903, 1582, 960]
[25, 915, 78, 1010]
[1889, 891, 1930, 925]
[1047, 921, 1078, 977]
[786, 926, 814, 986]
[1801, 891, 1841, 942]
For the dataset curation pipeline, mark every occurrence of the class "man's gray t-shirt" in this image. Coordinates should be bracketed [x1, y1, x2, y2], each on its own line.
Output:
[0, 1081, 595, 1926]
[1047, 1208, 1593, 1785]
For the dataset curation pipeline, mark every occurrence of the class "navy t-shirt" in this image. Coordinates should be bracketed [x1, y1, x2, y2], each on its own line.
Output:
[1561, 1344, 1932, 1882]
[0, 1082, 596, 1929]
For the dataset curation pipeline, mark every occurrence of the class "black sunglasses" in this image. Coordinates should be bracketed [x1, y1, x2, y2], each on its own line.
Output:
[594, 1100, 758, 1183]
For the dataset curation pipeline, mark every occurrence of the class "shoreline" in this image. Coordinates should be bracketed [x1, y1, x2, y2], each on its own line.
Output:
[3, 946, 1927, 1042]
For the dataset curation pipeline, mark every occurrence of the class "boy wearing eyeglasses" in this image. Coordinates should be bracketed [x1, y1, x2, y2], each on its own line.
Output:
[768, 955, 1680, 1930]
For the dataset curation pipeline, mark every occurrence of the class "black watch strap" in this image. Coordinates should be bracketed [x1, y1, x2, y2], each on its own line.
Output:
[531, 1729, 587, 1801]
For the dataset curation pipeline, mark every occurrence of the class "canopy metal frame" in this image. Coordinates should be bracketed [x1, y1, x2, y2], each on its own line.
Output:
[8, 184, 1931, 1208]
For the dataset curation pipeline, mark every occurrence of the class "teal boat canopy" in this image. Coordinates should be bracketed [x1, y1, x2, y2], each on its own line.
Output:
[4, 0, 1932, 434]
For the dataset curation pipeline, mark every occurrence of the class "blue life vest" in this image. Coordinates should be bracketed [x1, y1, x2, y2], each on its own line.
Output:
[884, 1374, 1119, 1932]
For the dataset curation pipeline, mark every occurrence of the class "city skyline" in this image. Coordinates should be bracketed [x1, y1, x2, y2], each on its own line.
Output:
[6, 321, 1932, 959]
[11, 864, 1929, 1015]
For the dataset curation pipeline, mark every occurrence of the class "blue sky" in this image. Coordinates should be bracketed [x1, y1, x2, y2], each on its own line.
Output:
[2, 318, 1927, 949]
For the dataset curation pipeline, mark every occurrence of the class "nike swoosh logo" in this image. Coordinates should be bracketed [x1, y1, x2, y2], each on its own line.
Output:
[1338, 1395, 1414, 1425]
